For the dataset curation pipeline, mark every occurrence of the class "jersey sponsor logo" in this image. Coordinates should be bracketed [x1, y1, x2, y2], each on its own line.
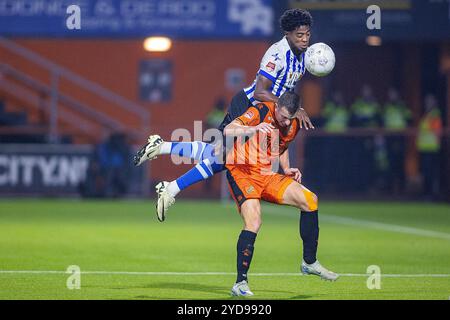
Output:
[271, 53, 281, 61]
[288, 71, 302, 80]
[244, 111, 254, 119]
[265, 62, 276, 71]
[246, 185, 255, 194]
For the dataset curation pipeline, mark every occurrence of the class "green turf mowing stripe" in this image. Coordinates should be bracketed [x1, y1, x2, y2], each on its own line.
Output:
[262, 206, 450, 240]
[1, 270, 449, 278]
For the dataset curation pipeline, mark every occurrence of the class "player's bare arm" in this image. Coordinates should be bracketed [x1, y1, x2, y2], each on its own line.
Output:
[296, 107, 315, 130]
[224, 119, 275, 136]
[291, 83, 314, 130]
[253, 74, 280, 103]
[280, 149, 302, 182]
[293, 83, 314, 130]
[254, 75, 314, 130]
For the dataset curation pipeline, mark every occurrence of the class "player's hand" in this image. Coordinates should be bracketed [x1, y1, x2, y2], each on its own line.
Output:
[255, 123, 275, 134]
[284, 168, 302, 183]
[297, 108, 315, 130]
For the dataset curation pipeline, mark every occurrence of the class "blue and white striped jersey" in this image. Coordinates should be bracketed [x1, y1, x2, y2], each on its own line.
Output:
[244, 37, 306, 105]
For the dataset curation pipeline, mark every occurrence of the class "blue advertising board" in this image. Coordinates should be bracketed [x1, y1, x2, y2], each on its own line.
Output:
[0, 0, 274, 38]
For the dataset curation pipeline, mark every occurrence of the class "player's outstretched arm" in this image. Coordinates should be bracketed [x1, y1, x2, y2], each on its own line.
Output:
[255, 74, 314, 130]
[224, 119, 274, 137]
[296, 107, 315, 130]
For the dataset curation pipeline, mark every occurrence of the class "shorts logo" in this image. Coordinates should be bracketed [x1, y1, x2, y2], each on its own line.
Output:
[266, 62, 276, 72]
[245, 111, 254, 119]
[246, 185, 255, 194]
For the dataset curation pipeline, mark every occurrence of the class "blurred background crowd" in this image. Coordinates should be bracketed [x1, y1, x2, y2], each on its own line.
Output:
[306, 85, 443, 200]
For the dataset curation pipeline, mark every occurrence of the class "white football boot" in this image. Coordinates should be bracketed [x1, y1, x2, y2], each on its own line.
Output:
[301, 260, 339, 281]
[155, 181, 175, 222]
[231, 280, 254, 297]
[133, 135, 164, 166]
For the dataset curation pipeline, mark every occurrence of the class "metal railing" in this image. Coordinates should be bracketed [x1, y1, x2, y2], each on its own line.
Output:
[0, 36, 150, 142]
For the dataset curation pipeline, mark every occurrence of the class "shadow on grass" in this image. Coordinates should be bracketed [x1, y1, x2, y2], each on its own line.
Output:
[287, 294, 318, 300]
[110, 282, 226, 297]
[111, 282, 305, 299]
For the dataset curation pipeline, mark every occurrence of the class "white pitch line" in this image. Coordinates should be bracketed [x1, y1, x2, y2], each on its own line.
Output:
[262, 206, 450, 241]
[0, 270, 449, 278]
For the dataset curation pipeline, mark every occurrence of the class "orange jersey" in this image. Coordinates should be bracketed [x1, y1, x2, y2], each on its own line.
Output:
[225, 102, 300, 174]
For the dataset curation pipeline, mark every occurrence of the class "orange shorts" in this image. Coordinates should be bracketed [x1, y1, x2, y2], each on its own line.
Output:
[226, 165, 295, 209]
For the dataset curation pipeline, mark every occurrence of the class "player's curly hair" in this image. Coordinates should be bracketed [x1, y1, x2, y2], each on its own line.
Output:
[280, 8, 313, 32]
[278, 91, 301, 116]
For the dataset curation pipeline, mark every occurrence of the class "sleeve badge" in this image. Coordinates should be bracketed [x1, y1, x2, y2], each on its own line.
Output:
[265, 62, 276, 72]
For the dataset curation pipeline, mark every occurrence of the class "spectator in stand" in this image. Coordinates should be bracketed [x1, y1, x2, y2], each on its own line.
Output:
[382, 87, 411, 194]
[321, 91, 350, 192]
[349, 84, 381, 193]
[416, 94, 443, 200]
[206, 97, 227, 130]
[80, 132, 132, 198]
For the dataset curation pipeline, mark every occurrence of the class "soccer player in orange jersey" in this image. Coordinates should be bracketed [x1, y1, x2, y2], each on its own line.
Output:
[224, 91, 339, 297]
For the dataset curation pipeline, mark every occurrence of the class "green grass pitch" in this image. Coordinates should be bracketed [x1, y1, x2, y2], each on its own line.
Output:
[0, 199, 449, 300]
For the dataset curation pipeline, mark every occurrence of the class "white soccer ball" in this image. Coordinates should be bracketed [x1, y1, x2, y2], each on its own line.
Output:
[305, 43, 336, 77]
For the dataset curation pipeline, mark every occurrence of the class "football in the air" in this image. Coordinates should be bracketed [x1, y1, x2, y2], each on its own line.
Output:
[305, 42, 336, 77]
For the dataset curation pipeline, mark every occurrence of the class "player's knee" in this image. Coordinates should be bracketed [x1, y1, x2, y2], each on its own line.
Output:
[241, 199, 262, 232]
[245, 218, 262, 233]
[300, 188, 318, 212]
[242, 207, 262, 233]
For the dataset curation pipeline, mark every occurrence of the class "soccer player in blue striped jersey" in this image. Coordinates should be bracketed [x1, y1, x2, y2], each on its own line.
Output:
[134, 9, 315, 222]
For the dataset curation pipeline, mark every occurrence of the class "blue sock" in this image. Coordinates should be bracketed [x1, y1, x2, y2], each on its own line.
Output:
[175, 155, 225, 191]
[170, 141, 210, 161]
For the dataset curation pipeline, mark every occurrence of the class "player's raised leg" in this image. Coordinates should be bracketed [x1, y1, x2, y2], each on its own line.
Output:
[134, 135, 164, 166]
[155, 155, 225, 222]
[282, 182, 339, 281]
[134, 135, 225, 221]
[134, 135, 212, 166]
[154, 181, 174, 222]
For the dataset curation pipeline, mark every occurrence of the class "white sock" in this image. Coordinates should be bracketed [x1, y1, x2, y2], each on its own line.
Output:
[159, 142, 172, 155]
[167, 181, 180, 197]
